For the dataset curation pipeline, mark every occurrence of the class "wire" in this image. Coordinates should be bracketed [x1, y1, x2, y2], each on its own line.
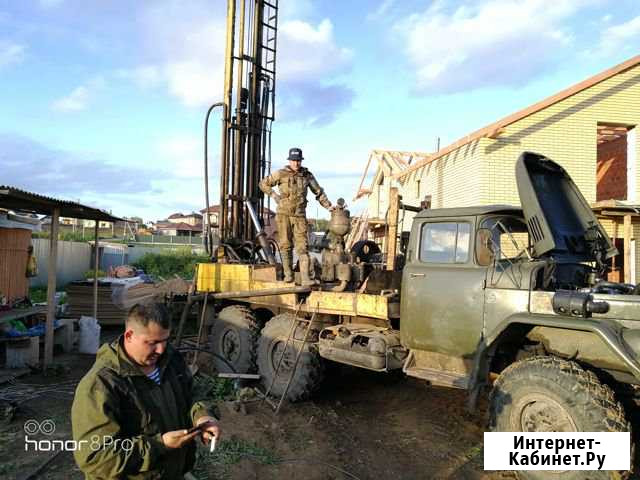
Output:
[176, 346, 238, 373]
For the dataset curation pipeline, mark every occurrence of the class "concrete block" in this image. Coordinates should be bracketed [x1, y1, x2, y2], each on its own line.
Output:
[6, 336, 39, 368]
[54, 319, 75, 353]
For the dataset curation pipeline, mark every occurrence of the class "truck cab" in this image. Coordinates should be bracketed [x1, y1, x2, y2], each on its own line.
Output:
[400, 205, 528, 388]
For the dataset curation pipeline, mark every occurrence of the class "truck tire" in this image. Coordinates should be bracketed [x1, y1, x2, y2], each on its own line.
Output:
[489, 356, 631, 480]
[209, 305, 261, 374]
[257, 313, 325, 402]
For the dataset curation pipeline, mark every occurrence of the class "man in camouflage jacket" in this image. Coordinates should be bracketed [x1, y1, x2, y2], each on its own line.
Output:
[259, 147, 332, 285]
[71, 303, 220, 479]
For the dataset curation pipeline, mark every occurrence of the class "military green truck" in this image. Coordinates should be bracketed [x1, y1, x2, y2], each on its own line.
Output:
[201, 151, 637, 475]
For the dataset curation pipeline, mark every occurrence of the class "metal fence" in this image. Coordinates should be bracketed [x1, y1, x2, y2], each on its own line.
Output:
[30, 238, 92, 287]
[135, 234, 204, 245]
[101, 244, 129, 272]
[29, 239, 207, 287]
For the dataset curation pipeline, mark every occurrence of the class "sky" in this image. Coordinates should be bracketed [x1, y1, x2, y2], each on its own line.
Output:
[0, 0, 639, 223]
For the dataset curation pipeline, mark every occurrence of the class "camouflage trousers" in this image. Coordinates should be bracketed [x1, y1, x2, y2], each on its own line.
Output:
[276, 214, 308, 256]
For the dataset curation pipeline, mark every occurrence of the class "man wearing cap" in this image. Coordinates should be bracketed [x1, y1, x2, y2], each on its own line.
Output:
[259, 147, 332, 285]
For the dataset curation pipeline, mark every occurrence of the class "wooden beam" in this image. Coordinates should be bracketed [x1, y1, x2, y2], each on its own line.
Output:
[44, 207, 60, 367]
[93, 222, 99, 320]
[624, 214, 632, 284]
[386, 188, 399, 271]
[353, 152, 374, 201]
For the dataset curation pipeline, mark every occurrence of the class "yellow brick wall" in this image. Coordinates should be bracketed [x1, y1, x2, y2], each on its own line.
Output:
[483, 65, 640, 205]
[631, 223, 640, 283]
[405, 138, 486, 208]
[361, 65, 640, 273]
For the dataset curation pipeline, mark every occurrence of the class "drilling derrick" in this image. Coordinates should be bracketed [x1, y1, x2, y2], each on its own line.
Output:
[206, 0, 279, 263]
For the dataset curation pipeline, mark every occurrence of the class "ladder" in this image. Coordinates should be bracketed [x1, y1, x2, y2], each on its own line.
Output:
[259, 0, 278, 123]
[263, 302, 318, 414]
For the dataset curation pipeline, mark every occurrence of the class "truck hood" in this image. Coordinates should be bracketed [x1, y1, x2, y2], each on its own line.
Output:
[515, 151, 617, 262]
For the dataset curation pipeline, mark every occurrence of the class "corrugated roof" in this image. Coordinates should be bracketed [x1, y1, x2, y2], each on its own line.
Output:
[397, 54, 640, 179]
[0, 185, 122, 222]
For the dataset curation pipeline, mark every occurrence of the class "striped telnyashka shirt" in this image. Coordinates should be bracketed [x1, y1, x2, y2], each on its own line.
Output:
[146, 367, 161, 385]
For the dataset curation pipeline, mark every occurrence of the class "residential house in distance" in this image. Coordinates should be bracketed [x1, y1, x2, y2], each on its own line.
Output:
[153, 211, 203, 237]
[200, 205, 276, 238]
[168, 211, 203, 226]
[355, 55, 640, 284]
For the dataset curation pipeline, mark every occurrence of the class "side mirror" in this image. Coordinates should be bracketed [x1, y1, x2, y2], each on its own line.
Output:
[475, 228, 495, 266]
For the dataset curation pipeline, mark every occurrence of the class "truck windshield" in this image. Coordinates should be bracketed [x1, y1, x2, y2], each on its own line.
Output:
[480, 216, 530, 261]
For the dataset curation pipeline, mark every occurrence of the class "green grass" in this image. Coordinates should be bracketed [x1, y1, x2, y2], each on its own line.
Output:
[29, 286, 47, 303]
[84, 269, 106, 279]
[0, 461, 18, 476]
[132, 249, 209, 279]
[192, 373, 235, 402]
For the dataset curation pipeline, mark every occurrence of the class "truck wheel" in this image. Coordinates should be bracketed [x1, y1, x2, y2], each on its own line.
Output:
[209, 305, 261, 373]
[489, 356, 631, 480]
[257, 313, 325, 402]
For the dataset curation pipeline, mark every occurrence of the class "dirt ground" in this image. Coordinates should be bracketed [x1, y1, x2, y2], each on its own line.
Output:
[0, 327, 633, 479]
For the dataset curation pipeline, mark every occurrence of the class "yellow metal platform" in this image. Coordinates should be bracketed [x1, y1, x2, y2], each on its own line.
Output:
[195, 262, 394, 320]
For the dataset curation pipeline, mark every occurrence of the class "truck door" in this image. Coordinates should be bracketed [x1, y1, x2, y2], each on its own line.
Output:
[400, 217, 486, 357]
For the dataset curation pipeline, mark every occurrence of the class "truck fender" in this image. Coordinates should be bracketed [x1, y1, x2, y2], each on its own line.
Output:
[466, 313, 640, 412]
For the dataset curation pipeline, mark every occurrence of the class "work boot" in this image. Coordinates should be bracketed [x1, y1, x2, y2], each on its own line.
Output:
[281, 251, 294, 283]
[299, 254, 318, 286]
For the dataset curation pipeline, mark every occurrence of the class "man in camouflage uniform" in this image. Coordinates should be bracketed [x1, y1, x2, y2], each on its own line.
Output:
[259, 147, 332, 285]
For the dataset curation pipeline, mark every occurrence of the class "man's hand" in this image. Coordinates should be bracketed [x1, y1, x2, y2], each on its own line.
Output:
[161, 429, 199, 449]
[195, 416, 221, 445]
[328, 204, 336, 212]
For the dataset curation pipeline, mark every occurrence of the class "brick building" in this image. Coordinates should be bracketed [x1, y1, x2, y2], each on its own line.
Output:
[355, 55, 640, 283]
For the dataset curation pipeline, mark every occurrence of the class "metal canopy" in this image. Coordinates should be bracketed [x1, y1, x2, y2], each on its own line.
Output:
[0, 185, 119, 368]
[0, 185, 122, 222]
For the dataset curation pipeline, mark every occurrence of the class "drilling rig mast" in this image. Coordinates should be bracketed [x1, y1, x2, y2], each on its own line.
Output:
[205, 0, 279, 262]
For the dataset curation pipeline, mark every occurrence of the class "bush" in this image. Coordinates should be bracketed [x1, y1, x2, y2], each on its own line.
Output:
[132, 249, 209, 279]
[29, 286, 48, 303]
[84, 269, 106, 279]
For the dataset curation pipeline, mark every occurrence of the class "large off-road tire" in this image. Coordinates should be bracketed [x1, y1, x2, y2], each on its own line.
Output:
[489, 356, 631, 480]
[257, 313, 325, 402]
[209, 305, 261, 374]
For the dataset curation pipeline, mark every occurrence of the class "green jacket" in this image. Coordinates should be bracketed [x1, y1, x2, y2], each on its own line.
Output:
[259, 166, 331, 216]
[71, 337, 211, 479]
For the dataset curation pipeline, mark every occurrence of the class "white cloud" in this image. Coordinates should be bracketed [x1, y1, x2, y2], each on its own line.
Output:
[0, 41, 26, 69]
[51, 76, 105, 112]
[278, 19, 353, 81]
[394, 0, 593, 94]
[367, 0, 396, 21]
[115, 65, 163, 89]
[52, 86, 89, 112]
[118, 2, 354, 125]
[597, 16, 640, 55]
[279, 0, 315, 21]
[155, 135, 203, 179]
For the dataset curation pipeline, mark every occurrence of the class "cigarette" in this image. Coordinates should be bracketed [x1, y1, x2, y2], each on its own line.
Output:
[210, 435, 217, 452]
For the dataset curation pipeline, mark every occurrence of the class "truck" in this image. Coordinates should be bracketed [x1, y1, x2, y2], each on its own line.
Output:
[192, 3, 637, 478]
[200, 150, 637, 437]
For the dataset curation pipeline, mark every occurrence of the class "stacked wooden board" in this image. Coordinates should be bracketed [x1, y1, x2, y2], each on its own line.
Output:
[66, 282, 127, 325]
[66, 277, 191, 325]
